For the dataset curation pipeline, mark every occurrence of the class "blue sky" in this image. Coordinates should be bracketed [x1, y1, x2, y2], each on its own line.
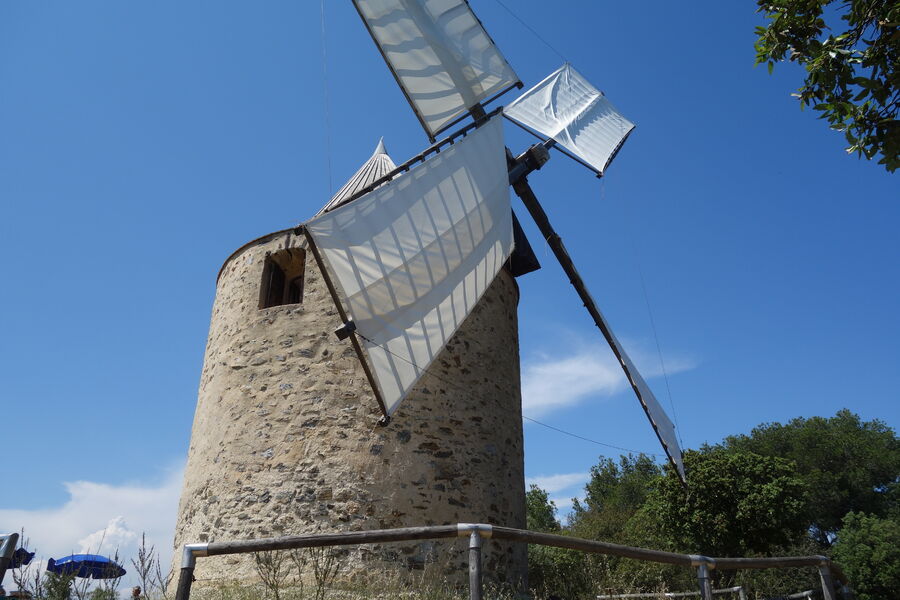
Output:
[1, 0, 897, 584]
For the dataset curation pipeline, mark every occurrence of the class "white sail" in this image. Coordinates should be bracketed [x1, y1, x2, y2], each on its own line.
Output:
[504, 63, 635, 176]
[353, 0, 520, 139]
[605, 327, 685, 480]
[304, 117, 513, 415]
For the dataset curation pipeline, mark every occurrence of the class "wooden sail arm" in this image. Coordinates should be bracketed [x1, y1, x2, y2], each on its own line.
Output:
[299, 226, 391, 424]
[506, 145, 686, 483]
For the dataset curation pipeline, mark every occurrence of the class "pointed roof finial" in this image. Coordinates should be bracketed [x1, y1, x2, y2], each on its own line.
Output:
[373, 137, 387, 157]
[316, 137, 397, 215]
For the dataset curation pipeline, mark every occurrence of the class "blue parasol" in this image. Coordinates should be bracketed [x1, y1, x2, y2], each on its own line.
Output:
[46, 555, 126, 579]
[9, 548, 34, 568]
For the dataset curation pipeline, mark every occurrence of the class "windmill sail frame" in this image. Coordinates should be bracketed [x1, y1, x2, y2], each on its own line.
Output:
[302, 116, 514, 418]
[302, 227, 391, 419]
[504, 63, 636, 177]
[507, 144, 686, 483]
[339, 4, 685, 481]
[504, 116, 634, 178]
[302, 116, 685, 481]
[352, 0, 522, 141]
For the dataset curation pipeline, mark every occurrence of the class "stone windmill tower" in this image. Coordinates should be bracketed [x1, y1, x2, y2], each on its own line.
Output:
[172, 139, 539, 585]
[174, 0, 687, 588]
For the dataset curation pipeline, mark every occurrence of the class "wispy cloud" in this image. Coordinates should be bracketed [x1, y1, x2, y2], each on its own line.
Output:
[526, 472, 591, 518]
[526, 472, 589, 494]
[522, 342, 696, 417]
[551, 495, 582, 514]
[0, 465, 183, 589]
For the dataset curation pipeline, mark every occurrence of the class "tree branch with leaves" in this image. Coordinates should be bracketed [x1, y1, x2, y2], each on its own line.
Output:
[755, 0, 900, 171]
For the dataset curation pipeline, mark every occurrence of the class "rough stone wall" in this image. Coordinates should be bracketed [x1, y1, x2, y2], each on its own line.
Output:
[173, 228, 526, 587]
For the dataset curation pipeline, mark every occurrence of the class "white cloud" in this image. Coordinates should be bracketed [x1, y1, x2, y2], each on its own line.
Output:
[526, 472, 589, 495]
[550, 495, 581, 514]
[526, 472, 590, 521]
[0, 465, 183, 590]
[78, 516, 138, 555]
[522, 342, 695, 417]
[522, 351, 622, 416]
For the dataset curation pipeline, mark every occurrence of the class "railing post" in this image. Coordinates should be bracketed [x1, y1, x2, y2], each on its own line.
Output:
[468, 530, 483, 600]
[0, 532, 20, 587]
[458, 524, 491, 600]
[838, 583, 856, 600]
[175, 544, 208, 600]
[691, 556, 714, 600]
[818, 565, 837, 600]
[737, 585, 747, 600]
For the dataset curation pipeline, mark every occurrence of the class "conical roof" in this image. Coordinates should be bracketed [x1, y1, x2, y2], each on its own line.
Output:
[317, 138, 397, 215]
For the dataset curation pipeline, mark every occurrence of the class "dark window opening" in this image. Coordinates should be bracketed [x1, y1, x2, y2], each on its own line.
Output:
[259, 248, 306, 309]
[286, 276, 303, 305]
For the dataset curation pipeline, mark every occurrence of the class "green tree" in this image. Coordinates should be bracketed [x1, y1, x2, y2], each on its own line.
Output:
[721, 409, 900, 544]
[569, 454, 662, 541]
[552, 455, 685, 594]
[526, 484, 560, 533]
[650, 449, 808, 557]
[731, 537, 826, 599]
[89, 589, 118, 600]
[754, 0, 900, 171]
[832, 512, 900, 600]
[43, 572, 75, 600]
[527, 545, 592, 599]
[524, 485, 589, 597]
[607, 504, 694, 593]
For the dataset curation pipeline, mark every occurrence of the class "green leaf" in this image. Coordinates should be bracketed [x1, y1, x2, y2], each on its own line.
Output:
[751, 0, 899, 173]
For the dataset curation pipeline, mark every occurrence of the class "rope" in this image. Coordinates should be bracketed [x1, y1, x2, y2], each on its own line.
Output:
[617, 182, 685, 451]
[356, 332, 664, 458]
[490, 0, 568, 64]
[635, 255, 683, 451]
[523, 415, 663, 457]
[319, 0, 334, 194]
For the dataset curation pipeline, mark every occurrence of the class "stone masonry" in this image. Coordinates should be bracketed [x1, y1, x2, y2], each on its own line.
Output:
[172, 227, 527, 587]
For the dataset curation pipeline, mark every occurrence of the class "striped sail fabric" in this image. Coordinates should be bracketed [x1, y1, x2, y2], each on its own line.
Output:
[304, 117, 513, 415]
[353, 0, 519, 139]
[317, 139, 397, 215]
[504, 63, 635, 176]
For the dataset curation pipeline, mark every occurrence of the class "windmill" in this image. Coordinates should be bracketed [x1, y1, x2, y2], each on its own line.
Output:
[299, 0, 685, 483]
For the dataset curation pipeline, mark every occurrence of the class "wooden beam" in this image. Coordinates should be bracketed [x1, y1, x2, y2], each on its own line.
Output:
[301, 227, 390, 421]
[506, 153, 684, 483]
[206, 525, 460, 556]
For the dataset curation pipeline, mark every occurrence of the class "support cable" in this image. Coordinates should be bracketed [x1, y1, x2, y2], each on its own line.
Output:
[490, 0, 569, 64]
[319, 0, 334, 194]
[522, 415, 664, 457]
[635, 256, 683, 451]
[620, 184, 685, 450]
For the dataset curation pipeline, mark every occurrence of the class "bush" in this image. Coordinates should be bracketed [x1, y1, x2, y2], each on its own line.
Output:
[527, 544, 591, 599]
[832, 512, 900, 600]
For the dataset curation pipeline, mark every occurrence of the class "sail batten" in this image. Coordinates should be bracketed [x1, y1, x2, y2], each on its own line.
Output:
[505, 63, 635, 176]
[304, 117, 513, 415]
[353, 0, 520, 140]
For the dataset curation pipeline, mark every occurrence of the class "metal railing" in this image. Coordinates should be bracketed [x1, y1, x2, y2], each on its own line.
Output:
[175, 524, 854, 600]
[598, 586, 747, 599]
[764, 591, 815, 600]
